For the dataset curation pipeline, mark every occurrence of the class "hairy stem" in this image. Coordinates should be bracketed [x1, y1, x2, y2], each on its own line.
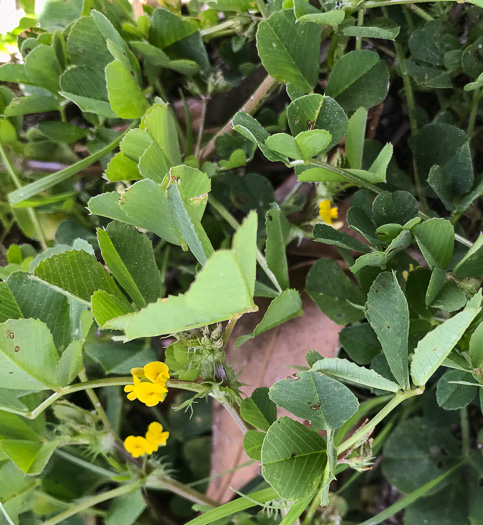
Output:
[337, 388, 424, 455]
[25, 378, 205, 420]
[146, 477, 219, 507]
[78, 370, 113, 432]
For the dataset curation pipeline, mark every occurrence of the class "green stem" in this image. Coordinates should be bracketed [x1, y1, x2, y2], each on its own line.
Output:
[460, 407, 470, 457]
[255, 0, 267, 18]
[43, 482, 143, 525]
[78, 370, 113, 432]
[26, 378, 205, 419]
[220, 398, 250, 434]
[467, 87, 481, 141]
[146, 477, 219, 507]
[356, 9, 364, 51]
[406, 3, 433, 20]
[209, 195, 283, 294]
[302, 492, 321, 525]
[8, 120, 139, 206]
[0, 144, 48, 250]
[195, 96, 209, 158]
[200, 19, 241, 38]
[337, 388, 424, 456]
[54, 449, 117, 479]
[360, 0, 437, 9]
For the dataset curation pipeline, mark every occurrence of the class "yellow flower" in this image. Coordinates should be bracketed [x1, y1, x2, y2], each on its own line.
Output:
[124, 362, 170, 406]
[319, 199, 338, 225]
[144, 361, 170, 385]
[131, 367, 146, 379]
[124, 374, 142, 401]
[124, 435, 154, 458]
[136, 382, 168, 407]
[145, 422, 169, 451]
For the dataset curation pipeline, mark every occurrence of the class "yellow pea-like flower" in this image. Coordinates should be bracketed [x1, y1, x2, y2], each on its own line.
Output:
[124, 374, 142, 401]
[145, 422, 170, 451]
[144, 361, 170, 385]
[124, 435, 154, 458]
[135, 382, 168, 407]
[319, 199, 338, 225]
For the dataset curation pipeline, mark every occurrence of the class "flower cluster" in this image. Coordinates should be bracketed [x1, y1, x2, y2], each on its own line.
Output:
[124, 422, 169, 458]
[319, 199, 338, 226]
[124, 361, 170, 407]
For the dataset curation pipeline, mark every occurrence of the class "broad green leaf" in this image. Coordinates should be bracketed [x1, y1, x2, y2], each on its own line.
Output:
[312, 357, 400, 392]
[469, 323, 483, 369]
[0, 439, 59, 475]
[117, 180, 180, 245]
[130, 41, 170, 67]
[453, 234, 483, 278]
[141, 102, 181, 167]
[411, 292, 482, 386]
[120, 128, 153, 161]
[38, 121, 88, 144]
[365, 272, 410, 390]
[372, 191, 419, 227]
[425, 267, 447, 306]
[306, 258, 366, 325]
[345, 107, 367, 169]
[261, 417, 326, 499]
[409, 20, 459, 67]
[286, 94, 348, 152]
[243, 430, 264, 461]
[91, 290, 135, 327]
[138, 142, 171, 183]
[325, 50, 389, 112]
[103, 212, 258, 339]
[405, 61, 452, 89]
[235, 289, 303, 348]
[0, 63, 30, 84]
[240, 387, 277, 431]
[4, 95, 59, 116]
[0, 119, 17, 144]
[149, 7, 197, 48]
[106, 60, 149, 119]
[298, 10, 345, 27]
[0, 389, 29, 415]
[342, 17, 400, 40]
[0, 282, 23, 322]
[7, 272, 78, 352]
[296, 129, 332, 160]
[105, 490, 147, 525]
[232, 112, 286, 162]
[436, 370, 477, 410]
[0, 319, 60, 390]
[56, 339, 84, 387]
[410, 123, 473, 196]
[265, 133, 299, 160]
[431, 281, 467, 312]
[346, 143, 393, 184]
[167, 183, 214, 265]
[383, 417, 460, 494]
[24, 44, 61, 94]
[85, 341, 156, 376]
[256, 10, 321, 93]
[339, 323, 381, 365]
[265, 208, 289, 290]
[105, 153, 141, 182]
[33, 249, 124, 304]
[98, 223, 161, 308]
[313, 223, 370, 253]
[413, 218, 454, 269]
[269, 371, 359, 430]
